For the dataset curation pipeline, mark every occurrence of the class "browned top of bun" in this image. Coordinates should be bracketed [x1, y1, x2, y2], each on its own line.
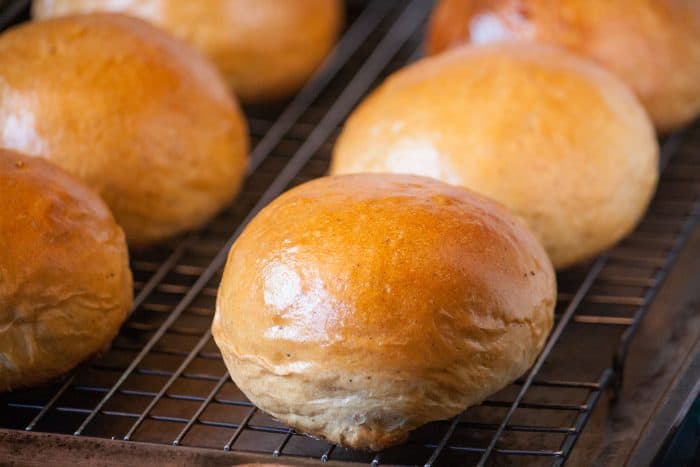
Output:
[217, 174, 554, 368]
[0, 149, 132, 390]
[426, 0, 700, 132]
[0, 13, 248, 246]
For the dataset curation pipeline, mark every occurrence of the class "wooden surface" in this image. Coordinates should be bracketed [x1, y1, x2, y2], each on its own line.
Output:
[0, 429, 359, 467]
[569, 227, 700, 466]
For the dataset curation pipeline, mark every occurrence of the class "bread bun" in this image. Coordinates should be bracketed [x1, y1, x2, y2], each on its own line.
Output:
[331, 43, 659, 269]
[0, 13, 248, 246]
[0, 150, 132, 391]
[426, 0, 700, 132]
[32, 0, 344, 102]
[212, 173, 556, 450]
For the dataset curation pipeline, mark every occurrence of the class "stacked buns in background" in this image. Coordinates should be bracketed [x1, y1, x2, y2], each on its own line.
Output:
[426, 0, 700, 133]
[0, 150, 132, 391]
[32, 0, 344, 102]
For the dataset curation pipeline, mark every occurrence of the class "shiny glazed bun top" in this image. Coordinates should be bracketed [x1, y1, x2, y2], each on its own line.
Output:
[32, 0, 344, 102]
[426, 0, 700, 132]
[0, 13, 248, 246]
[0, 149, 132, 391]
[331, 43, 659, 269]
[213, 174, 556, 450]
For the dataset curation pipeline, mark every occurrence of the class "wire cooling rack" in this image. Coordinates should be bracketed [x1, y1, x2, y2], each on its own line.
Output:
[2, 1, 700, 465]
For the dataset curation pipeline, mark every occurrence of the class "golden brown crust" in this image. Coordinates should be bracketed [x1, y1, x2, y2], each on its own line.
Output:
[331, 43, 659, 269]
[426, 0, 700, 132]
[32, 0, 344, 102]
[0, 13, 248, 246]
[213, 173, 556, 450]
[0, 149, 132, 391]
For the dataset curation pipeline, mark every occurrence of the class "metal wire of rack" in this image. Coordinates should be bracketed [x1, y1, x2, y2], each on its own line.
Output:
[2, 1, 700, 466]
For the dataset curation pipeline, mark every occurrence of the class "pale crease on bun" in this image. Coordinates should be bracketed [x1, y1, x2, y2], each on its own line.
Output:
[0, 149, 132, 391]
[0, 13, 248, 246]
[331, 42, 659, 269]
[32, 0, 344, 102]
[426, 0, 700, 132]
[213, 174, 556, 451]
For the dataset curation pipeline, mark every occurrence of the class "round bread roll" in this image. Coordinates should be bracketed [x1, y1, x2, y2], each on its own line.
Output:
[32, 0, 344, 102]
[0, 13, 248, 246]
[0, 149, 132, 391]
[331, 43, 659, 269]
[426, 0, 700, 132]
[213, 173, 556, 450]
